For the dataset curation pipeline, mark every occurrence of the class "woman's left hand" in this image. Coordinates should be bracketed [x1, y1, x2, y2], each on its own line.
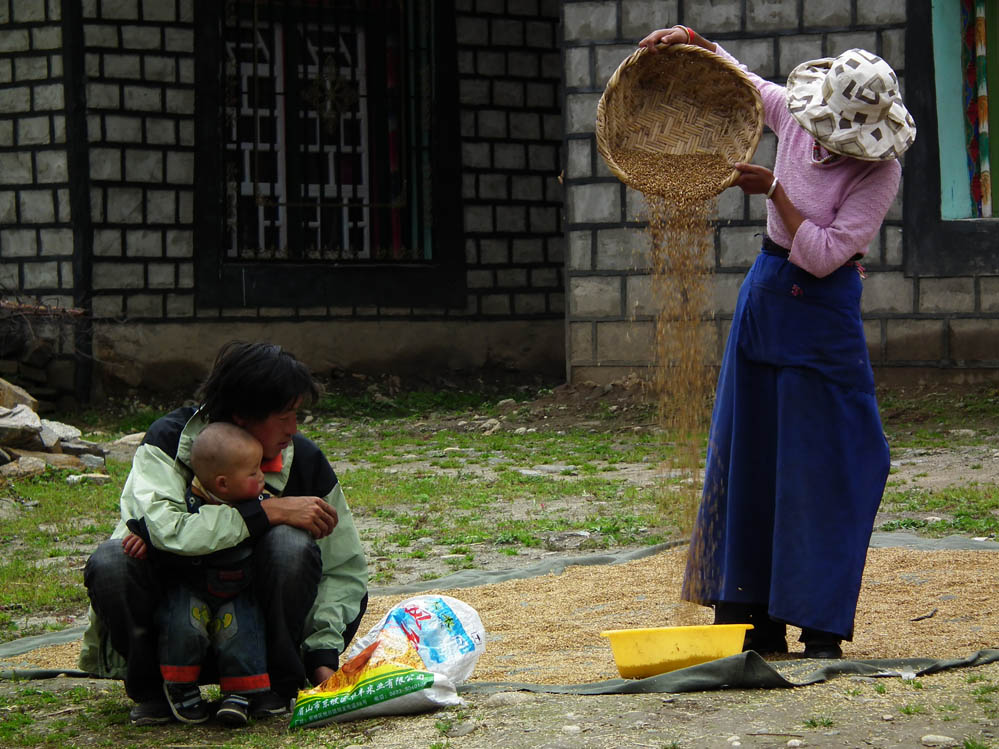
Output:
[638, 26, 690, 51]
[732, 163, 775, 195]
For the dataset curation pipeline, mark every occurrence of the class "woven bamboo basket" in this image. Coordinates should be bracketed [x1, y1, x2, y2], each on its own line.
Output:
[596, 44, 764, 198]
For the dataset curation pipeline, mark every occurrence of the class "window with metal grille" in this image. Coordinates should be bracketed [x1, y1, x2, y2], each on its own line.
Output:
[195, 0, 463, 307]
[223, 0, 431, 261]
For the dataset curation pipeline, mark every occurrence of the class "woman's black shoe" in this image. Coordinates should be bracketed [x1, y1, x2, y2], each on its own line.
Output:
[803, 641, 842, 659]
[800, 627, 843, 659]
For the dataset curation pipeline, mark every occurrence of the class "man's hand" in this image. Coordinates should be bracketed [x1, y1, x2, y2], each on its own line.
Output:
[311, 665, 335, 686]
[121, 532, 148, 560]
[261, 496, 338, 538]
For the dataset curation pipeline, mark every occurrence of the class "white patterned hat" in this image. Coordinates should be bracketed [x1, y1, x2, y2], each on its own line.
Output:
[786, 48, 916, 161]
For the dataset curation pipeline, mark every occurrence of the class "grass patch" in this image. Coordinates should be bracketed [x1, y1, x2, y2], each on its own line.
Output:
[879, 384, 999, 448]
[878, 485, 999, 537]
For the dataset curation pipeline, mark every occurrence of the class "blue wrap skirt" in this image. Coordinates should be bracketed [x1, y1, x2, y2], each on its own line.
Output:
[682, 246, 890, 640]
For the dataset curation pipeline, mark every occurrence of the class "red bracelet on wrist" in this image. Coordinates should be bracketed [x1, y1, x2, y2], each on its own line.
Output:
[680, 25, 694, 44]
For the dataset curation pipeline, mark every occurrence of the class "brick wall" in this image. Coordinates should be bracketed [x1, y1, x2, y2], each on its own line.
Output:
[563, 0, 997, 385]
[82, 0, 196, 322]
[456, 0, 564, 319]
[0, 0, 567, 398]
[0, 0, 77, 405]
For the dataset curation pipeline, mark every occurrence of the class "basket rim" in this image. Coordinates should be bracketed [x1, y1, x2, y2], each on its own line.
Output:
[595, 44, 765, 196]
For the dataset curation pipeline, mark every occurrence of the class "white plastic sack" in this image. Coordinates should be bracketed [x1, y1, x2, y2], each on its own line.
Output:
[291, 595, 485, 728]
[346, 594, 485, 683]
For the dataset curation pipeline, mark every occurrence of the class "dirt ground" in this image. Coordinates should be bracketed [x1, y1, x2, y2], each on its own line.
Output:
[2, 378, 998, 748]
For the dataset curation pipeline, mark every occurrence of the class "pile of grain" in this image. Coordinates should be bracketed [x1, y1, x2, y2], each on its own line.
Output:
[7, 547, 997, 685]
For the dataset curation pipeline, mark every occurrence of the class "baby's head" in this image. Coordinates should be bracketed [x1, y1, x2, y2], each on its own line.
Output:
[190, 422, 265, 503]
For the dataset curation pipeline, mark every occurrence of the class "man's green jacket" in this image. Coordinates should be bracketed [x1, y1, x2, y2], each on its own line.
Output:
[78, 407, 368, 678]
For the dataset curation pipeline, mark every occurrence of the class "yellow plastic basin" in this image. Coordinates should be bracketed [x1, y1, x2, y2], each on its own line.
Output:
[600, 624, 753, 679]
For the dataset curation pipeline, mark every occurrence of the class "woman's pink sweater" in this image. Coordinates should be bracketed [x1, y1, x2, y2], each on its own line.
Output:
[715, 45, 901, 278]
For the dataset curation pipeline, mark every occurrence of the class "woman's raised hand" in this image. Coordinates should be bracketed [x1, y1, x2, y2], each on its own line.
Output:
[638, 26, 691, 51]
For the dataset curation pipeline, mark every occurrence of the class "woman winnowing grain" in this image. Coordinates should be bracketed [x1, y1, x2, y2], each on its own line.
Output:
[638, 26, 916, 659]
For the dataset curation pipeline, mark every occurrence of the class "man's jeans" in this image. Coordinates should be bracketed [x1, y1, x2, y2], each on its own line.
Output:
[84, 525, 323, 702]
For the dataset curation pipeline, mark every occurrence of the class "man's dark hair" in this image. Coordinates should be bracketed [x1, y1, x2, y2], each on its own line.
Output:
[196, 341, 320, 423]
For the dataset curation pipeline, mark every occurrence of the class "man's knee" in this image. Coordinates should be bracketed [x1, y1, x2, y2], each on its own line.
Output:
[256, 525, 321, 578]
[84, 539, 129, 590]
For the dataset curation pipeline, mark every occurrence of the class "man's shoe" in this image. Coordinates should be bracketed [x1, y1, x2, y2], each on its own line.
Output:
[216, 694, 250, 727]
[129, 698, 173, 726]
[249, 690, 291, 719]
[803, 641, 843, 659]
[163, 682, 209, 724]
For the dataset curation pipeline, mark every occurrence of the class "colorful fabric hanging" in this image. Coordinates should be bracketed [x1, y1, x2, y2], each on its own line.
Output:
[963, 0, 983, 216]
[975, 0, 992, 215]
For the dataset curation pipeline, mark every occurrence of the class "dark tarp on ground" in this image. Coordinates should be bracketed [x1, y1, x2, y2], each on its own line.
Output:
[5, 650, 999, 695]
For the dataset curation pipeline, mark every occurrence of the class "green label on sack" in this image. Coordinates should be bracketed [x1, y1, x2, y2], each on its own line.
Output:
[290, 666, 436, 727]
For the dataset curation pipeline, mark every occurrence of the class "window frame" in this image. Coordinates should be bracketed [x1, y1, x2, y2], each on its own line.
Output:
[904, 0, 999, 277]
[193, 0, 465, 309]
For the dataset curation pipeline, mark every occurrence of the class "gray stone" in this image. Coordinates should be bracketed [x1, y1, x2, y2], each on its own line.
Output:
[0, 404, 42, 447]
[103, 53, 141, 78]
[803, 0, 851, 27]
[563, 3, 617, 42]
[141, 0, 174, 22]
[747, 0, 799, 31]
[623, 0, 678, 39]
[0, 378, 38, 411]
[685, 0, 742, 33]
[17, 117, 52, 146]
[0, 29, 31, 54]
[40, 418, 81, 441]
[920, 736, 958, 748]
[93, 261, 143, 289]
[86, 82, 119, 108]
[22, 261, 59, 289]
[106, 187, 143, 223]
[164, 28, 193, 53]
[104, 115, 142, 141]
[125, 229, 163, 257]
[0, 455, 46, 478]
[919, 277, 975, 314]
[166, 88, 194, 114]
[35, 151, 67, 182]
[80, 453, 106, 469]
[125, 149, 163, 182]
[121, 24, 160, 49]
[20, 190, 55, 223]
[779, 35, 824, 78]
[596, 227, 650, 270]
[84, 24, 119, 47]
[14, 56, 47, 81]
[862, 272, 915, 314]
[827, 31, 879, 58]
[569, 276, 622, 317]
[568, 183, 620, 224]
[0, 151, 32, 185]
[33, 83, 64, 110]
[166, 152, 195, 184]
[123, 85, 161, 111]
[1, 228, 38, 256]
[66, 472, 111, 485]
[858, 0, 905, 25]
[90, 148, 122, 181]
